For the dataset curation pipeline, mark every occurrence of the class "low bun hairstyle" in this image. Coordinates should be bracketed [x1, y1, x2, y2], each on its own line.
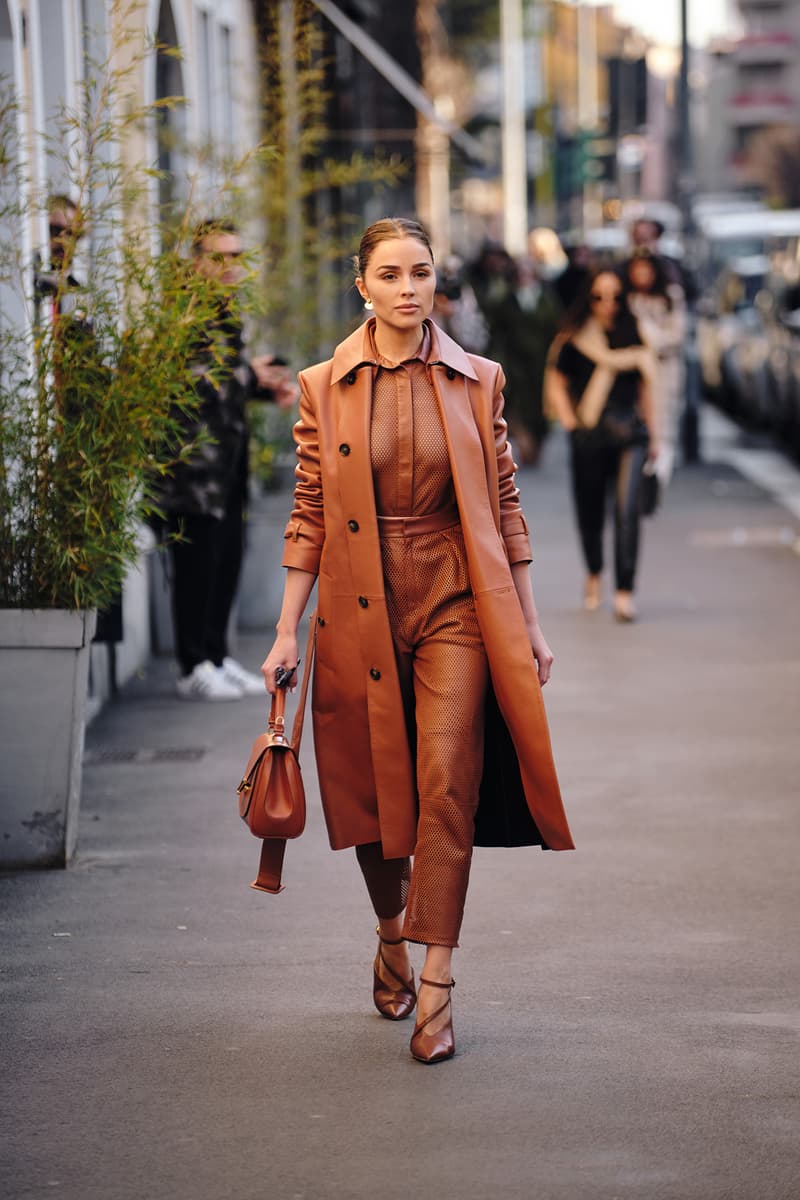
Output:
[354, 217, 434, 278]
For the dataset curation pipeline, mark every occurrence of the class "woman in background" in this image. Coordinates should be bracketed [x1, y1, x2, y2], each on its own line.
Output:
[545, 268, 658, 622]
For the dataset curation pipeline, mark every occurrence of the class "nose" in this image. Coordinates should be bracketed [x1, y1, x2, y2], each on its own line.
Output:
[400, 273, 416, 295]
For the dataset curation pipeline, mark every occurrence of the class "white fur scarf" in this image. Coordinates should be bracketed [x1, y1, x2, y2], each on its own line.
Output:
[570, 318, 657, 429]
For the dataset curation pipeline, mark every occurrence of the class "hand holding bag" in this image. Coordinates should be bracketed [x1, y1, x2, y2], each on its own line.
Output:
[236, 620, 315, 893]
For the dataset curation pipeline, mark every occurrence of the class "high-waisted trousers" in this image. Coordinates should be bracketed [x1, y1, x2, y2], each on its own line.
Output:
[355, 510, 489, 948]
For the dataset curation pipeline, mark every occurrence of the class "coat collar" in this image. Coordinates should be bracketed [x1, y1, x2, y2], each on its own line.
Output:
[330, 317, 479, 384]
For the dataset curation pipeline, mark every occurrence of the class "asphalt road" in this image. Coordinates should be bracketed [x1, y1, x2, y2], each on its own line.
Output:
[2, 418, 799, 1200]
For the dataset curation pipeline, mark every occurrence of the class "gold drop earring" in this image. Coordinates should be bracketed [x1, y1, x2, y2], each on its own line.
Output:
[363, 297, 374, 311]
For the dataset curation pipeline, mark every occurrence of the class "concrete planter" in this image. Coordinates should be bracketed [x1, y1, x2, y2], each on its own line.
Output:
[0, 608, 97, 868]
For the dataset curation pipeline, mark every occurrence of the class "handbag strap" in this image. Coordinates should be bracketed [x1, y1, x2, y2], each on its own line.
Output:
[250, 839, 286, 894]
[289, 613, 316, 752]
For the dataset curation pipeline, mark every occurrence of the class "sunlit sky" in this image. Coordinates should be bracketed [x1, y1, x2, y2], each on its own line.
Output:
[606, 0, 740, 48]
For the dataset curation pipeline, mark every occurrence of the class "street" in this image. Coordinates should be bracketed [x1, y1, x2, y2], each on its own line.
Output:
[2, 416, 799, 1200]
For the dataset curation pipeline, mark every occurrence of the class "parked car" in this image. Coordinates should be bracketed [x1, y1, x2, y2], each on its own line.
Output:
[698, 239, 800, 460]
[765, 307, 800, 460]
[697, 255, 770, 416]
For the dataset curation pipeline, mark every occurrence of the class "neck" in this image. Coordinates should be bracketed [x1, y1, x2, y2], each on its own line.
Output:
[586, 315, 611, 337]
[372, 318, 425, 364]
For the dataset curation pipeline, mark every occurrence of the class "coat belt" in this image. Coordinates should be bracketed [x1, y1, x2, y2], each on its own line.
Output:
[376, 505, 460, 538]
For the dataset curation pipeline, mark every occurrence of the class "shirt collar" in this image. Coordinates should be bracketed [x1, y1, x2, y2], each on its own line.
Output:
[366, 319, 432, 369]
[330, 317, 480, 384]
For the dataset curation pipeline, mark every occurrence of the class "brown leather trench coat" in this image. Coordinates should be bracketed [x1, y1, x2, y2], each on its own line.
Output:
[282, 319, 574, 859]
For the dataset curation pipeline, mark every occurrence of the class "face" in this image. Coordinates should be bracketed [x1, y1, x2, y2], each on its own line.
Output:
[356, 237, 435, 331]
[629, 258, 656, 293]
[194, 232, 246, 290]
[588, 272, 623, 331]
[632, 220, 659, 250]
[49, 205, 77, 265]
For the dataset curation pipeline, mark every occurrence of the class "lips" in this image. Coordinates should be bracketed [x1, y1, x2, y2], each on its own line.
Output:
[396, 304, 419, 313]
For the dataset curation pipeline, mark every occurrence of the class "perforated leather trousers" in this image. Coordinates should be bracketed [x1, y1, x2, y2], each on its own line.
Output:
[355, 517, 488, 948]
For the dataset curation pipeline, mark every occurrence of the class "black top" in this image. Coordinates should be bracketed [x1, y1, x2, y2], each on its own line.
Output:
[554, 336, 648, 447]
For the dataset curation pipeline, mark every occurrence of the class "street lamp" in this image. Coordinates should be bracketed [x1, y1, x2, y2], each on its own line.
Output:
[576, 0, 599, 232]
[500, 0, 528, 255]
[677, 0, 701, 463]
[678, 0, 693, 224]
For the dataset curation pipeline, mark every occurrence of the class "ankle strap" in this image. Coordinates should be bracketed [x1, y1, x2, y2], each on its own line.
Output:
[419, 976, 455, 990]
[376, 924, 406, 946]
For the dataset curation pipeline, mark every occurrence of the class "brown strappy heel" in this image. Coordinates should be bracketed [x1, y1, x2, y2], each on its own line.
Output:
[409, 977, 456, 1063]
[373, 926, 416, 1021]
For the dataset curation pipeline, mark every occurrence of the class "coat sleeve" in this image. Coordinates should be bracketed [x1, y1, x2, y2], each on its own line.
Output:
[281, 371, 325, 573]
[493, 365, 533, 565]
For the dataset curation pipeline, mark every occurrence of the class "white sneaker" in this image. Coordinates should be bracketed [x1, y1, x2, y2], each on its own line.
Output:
[176, 660, 243, 701]
[220, 656, 266, 696]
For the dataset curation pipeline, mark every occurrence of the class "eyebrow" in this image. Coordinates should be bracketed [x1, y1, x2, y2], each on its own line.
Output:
[376, 262, 432, 270]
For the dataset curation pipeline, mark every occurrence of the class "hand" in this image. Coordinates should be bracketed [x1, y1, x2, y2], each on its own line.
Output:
[527, 621, 554, 686]
[646, 437, 660, 464]
[261, 633, 299, 695]
[251, 356, 299, 409]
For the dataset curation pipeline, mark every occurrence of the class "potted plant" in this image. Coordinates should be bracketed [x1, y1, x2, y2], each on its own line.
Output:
[0, 16, 234, 867]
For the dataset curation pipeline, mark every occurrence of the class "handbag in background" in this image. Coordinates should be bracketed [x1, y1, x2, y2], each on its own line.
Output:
[639, 461, 660, 517]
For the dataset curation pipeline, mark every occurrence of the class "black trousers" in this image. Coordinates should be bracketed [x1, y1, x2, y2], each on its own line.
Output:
[168, 493, 244, 676]
[569, 434, 648, 592]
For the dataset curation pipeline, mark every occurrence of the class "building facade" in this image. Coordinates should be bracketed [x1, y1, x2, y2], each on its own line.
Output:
[697, 0, 800, 195]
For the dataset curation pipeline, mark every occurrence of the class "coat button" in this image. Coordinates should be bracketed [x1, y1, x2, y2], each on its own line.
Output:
[370, 667, 381, 681]
[358, 596, 368, 608]
[347, 519, 359, 532]
[345, 371, 357, 385]
[317, 616, 326, 627]
[339, 443, 350, 456]
[446, 367, 456, 381]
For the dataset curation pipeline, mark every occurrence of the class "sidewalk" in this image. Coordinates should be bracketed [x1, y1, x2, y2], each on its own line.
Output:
[3, 418, 799, 1200]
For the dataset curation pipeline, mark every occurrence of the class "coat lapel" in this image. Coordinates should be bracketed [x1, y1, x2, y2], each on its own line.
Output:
[330, 320, 384, 597]
[431, 367, 511, 595]
[334, 365, 385, 594]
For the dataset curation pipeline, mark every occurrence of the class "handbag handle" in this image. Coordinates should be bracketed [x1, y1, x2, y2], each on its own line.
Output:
[268, 687, 288, 742]
[266, 614, 317, 750]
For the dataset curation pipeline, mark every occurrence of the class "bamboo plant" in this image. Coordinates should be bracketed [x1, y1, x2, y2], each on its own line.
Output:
[0, 3, 262, 611]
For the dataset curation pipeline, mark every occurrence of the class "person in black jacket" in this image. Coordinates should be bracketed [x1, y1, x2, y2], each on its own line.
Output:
[486, 257, 562, 464]
[158, 219, 297, 700]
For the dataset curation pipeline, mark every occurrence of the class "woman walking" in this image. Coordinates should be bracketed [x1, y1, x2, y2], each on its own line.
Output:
[262, 218, 573, 1064]
[545, 268, 659, 622]
[623, 251, 687, 487]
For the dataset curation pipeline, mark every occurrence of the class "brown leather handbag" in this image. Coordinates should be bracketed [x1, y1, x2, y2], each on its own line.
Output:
[236, 622, 314, 894]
